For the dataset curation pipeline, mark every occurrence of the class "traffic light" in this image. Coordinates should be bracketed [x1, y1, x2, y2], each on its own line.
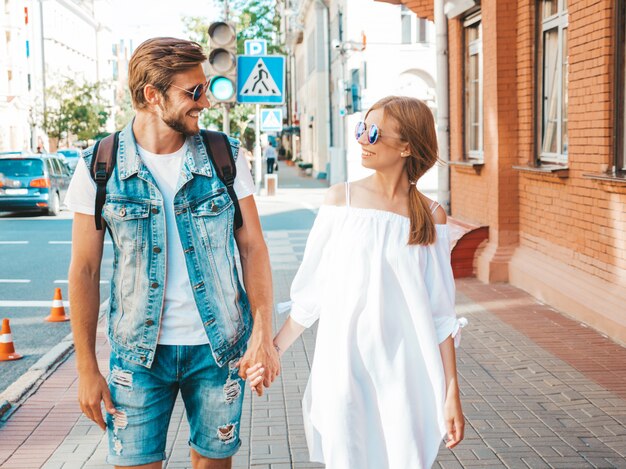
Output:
[206, 21, 237, 103]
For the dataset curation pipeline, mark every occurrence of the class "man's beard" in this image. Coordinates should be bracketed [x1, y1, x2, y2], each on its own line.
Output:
[159, 103, 201, 137]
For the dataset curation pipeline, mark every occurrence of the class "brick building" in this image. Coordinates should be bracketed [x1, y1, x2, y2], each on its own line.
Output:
[387, 0, 626, 344]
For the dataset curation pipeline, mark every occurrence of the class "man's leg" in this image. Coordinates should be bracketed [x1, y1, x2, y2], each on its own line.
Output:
[190, 448, 231, 469]
[106, 346, 178, 468]
[180, 344, 246, 468]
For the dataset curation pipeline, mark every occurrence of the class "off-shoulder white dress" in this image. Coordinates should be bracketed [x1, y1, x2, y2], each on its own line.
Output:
[289, 183, 465, 469]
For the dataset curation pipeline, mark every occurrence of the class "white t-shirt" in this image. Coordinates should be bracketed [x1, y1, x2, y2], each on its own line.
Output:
[64, 141, 255, 345]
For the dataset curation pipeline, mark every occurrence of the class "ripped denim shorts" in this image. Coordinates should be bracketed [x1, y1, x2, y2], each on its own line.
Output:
[106, 344, 245, 466]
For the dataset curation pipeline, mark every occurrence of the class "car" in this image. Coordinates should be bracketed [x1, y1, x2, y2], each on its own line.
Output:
[56, 148, 82, 171]
[0, 152, 72, 216]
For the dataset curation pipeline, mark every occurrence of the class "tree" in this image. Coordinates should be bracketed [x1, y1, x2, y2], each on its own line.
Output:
[183, 0, 283, 149]
[43, 78, 110, 146]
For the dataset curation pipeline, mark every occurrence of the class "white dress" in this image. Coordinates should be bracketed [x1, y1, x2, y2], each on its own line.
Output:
[289, 184, 466, 469]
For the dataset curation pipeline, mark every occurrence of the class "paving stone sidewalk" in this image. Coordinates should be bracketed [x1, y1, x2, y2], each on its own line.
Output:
[1, 164, 625, 468]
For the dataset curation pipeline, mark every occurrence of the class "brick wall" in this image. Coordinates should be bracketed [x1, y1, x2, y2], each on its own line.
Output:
[517, 0, 626, 285]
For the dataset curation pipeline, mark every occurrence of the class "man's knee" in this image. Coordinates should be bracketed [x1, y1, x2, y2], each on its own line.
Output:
[190, 448, 232, 469]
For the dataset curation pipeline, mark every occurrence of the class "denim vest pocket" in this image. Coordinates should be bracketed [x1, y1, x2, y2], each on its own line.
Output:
[190, 189, 233, 249]
[103, 199, 151, 345]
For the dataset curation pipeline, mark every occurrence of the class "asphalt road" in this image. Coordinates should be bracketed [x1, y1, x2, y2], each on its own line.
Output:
[0, 210, 113, 393]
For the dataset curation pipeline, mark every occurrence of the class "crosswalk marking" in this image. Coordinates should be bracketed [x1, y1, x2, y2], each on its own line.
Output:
[54, 280, 109, 284]
[0, 300, 70, 307]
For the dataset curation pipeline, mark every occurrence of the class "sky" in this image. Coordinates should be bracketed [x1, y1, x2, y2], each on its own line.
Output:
[109, 0, 222, 46]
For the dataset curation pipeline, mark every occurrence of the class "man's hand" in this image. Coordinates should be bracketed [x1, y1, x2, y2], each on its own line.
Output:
[78, 370, 116, 431]
[237, 332, 280, 391]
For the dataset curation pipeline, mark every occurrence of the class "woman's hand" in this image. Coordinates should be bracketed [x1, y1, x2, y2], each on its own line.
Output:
[245, 362, 265, 397]
[443, 389, 465, 448]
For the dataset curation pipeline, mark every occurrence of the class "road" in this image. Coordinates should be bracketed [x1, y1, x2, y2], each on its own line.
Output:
[0, 210, 113, 393]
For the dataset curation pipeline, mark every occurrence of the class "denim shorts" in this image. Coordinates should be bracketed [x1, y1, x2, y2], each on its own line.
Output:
[105, 344, 245, 466]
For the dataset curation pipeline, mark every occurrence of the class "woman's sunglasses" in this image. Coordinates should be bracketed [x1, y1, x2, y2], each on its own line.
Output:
[170, 80, 211, 102]
[355, 121, 404, 145]
[355, 121, 380, 144]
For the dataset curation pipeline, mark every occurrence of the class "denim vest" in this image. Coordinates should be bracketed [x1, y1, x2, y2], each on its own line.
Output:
[82, 122, 252, 368]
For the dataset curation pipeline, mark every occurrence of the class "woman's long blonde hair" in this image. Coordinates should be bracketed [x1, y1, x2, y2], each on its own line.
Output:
[367, 96, 439, 245]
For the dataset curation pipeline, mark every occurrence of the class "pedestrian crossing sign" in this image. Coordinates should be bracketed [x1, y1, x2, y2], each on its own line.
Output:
[260, 109, 283, 132]
[237, 55, 285, 104]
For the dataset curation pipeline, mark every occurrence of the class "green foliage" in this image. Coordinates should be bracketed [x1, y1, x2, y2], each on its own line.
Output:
[183, 0, 283, 149]
[231, 0, 284, 55]
[115, 87, 135, 131]
[43, 78, 110, 144]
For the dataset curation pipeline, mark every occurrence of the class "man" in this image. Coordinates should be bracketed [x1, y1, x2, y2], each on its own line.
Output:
[263, 142, 277, 175]
[66, 37, 280, 469]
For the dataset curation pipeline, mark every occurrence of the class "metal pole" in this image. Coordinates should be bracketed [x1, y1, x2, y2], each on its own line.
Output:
[254, 104, 262, 191]
[38, 0, 46, 117]
[434, 0, 450, 213]
[222, 104, 230, 134]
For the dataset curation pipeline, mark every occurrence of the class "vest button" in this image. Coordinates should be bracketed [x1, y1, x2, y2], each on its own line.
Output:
[151, 282, 159, 288]
[211, 202, 219, 212]
[151, 207, 159, 214]
[145, 319, 154, 326]
[153, 247, 161, 253]
[119, 207, 126, 217]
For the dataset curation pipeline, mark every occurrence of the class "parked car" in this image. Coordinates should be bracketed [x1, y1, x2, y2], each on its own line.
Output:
[57, 148, 82, 171]
[0, 152, 72, 216]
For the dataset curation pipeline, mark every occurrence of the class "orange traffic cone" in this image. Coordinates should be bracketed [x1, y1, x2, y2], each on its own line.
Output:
[45, 288, 70, 322]
[0, 318, 23, 361]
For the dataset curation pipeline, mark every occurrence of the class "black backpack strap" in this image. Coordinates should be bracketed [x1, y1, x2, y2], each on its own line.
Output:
[90, 132, 120, 230]
[200, 130, 243, 230]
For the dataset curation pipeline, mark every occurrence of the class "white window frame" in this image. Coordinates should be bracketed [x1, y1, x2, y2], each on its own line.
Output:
[537, 0, 569, 163]
[464, 12, 483, 161]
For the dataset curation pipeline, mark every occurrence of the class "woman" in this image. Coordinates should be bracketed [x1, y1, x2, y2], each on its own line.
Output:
[247, 96, 466, 468]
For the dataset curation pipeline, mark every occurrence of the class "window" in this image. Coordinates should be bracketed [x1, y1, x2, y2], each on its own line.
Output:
[416, 18, 428, 43]
[401, 6, 412, 44]
[616, 0, 626, 172]
[307, 32, 315, 74]
[537, 0, 568, 163]
[464, 12, 483, 160]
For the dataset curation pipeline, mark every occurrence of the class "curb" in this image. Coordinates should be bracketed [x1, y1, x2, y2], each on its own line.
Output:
[0, 332, 74, 421]
[0, 299, 109, 421]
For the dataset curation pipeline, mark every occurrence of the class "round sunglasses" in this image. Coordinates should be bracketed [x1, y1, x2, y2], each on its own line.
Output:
[355, 121, 404, 145]
[170, 80, 211, 102]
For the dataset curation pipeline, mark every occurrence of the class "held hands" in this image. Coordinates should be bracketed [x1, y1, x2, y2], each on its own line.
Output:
[78, 370, 116, 431]
[237, 336, 280, 396]
[245, 362, 266, 396]
[443, 388, 465, 449]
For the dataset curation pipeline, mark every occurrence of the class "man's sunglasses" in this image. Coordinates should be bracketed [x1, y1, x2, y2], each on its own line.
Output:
[170, 80, 210, 102]
[355, 121, 404, 145]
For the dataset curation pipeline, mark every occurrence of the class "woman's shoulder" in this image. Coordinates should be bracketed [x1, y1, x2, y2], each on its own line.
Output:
[323, 182, 347, 206]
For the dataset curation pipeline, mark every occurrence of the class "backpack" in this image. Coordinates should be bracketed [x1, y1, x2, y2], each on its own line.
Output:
[90, 130, 243, 231]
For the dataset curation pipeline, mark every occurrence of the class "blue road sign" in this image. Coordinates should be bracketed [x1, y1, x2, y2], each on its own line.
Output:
[260, 108, 283, 132]
[244, 39, 267, 56]
[237, 55, 285, 104]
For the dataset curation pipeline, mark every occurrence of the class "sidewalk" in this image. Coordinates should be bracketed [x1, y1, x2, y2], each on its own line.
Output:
[1, 164, 625, 468]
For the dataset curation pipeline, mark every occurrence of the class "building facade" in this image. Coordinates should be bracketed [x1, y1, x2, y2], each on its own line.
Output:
[287, 0, 438, 193]
[0, 0, 32, 151]
[0, 0, 113, 152]
[401, 0, 626, 344]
